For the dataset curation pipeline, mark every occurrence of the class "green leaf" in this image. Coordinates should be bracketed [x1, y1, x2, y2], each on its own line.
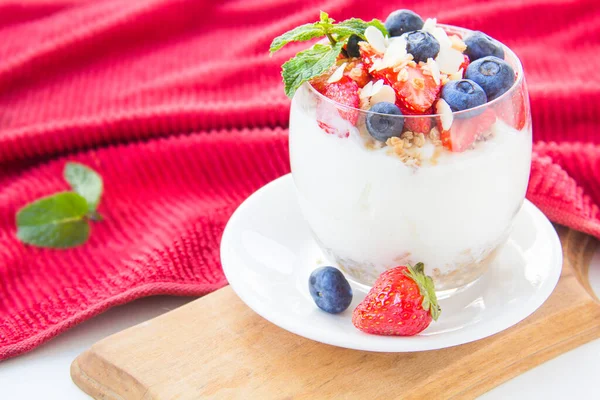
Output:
[269, 23, 325, 53]
[404, 262, 441, 321]
[16, 192, 90, 249]
[64, 162, 103, 212]
[281, 42, 344, 98]
[365, 19, 388, 36]
[332, 18, 388, 40]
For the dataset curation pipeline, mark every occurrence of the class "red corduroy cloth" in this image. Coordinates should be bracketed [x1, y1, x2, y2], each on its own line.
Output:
[0, 0, 598, 361]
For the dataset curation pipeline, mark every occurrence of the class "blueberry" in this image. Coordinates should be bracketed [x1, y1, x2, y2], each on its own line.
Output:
[465, 56, 515, 100]
[385, 9, 424, 37]
[309, 267, 353, 314]
[464, 31, 505, 61]
[401, 30, 440, 63]
[346, 35, 362, 58]
[366, 102, 404, 142]
[441, 79, 487, 117]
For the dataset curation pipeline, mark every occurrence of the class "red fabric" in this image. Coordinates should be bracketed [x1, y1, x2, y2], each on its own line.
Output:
[0, 0, 598, 361]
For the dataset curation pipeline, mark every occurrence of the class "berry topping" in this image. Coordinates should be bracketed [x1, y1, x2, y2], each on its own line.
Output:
[346, 34, 363, 58]
[385, 9, 424, 37]
[441, 79, 487, 115]
[404, 114, 434, 134]
[309, 267, 353, 314]
[464, 31, 505, 61]
[465, 56, 515, 100]
[366, 102, 404, 142]
[352, 263, 440, 336]
[393, 65, 442, 113]
[322, 76, 360, 124]
[439, 107, 496, 152]
[494, 88, 528, 131]
[402, 30, 440, 63]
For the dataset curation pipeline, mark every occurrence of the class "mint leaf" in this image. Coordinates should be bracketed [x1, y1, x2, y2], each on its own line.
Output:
[269, 23, 325, 53]
[281, 42, 344, 98]
[64, 162, 103, 212]
[365, 19, 388, 36]
[332, 18, 388, 40]
[16, 192, 90, 249]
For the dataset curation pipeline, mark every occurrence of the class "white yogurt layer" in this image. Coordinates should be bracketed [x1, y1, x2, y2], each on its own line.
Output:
[290, 86, 532, 288]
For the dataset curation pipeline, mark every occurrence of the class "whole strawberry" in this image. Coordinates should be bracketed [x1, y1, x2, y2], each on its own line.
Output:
[352, 263, 441, 336]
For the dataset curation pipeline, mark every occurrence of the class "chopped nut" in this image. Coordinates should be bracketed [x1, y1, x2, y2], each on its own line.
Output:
[401, 131, 414, 140]
[397, 68, 409, 82]
[450, 35, 467, 52]
[414, 132, 425, 147]
[429, 127, 440, 141]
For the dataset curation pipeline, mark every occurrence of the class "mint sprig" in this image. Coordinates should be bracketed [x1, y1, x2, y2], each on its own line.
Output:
[16, 162, 104, 249]
[270, 11, 387, 98]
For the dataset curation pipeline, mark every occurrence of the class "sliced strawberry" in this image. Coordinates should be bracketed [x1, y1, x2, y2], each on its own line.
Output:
[315, 76, 360, 138]
[405, 115, 434, 134]
[393, 66, 441, 113]
[360, 44, 441, 113]
[439, 108, 497, 152]
[494, 87, 528, 131]
[322, 76, 360, 124]
[401, 106, 434, 133]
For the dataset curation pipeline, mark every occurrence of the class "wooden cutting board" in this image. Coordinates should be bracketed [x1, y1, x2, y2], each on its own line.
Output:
[71, 228, 600, 400]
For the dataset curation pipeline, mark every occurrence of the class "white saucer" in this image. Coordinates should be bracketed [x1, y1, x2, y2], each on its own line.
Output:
[220, 174, 562, 352]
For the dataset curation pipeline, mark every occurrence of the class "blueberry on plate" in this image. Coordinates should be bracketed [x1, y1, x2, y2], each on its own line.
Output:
[366, 102, 404, 142]
[441, 79, 487, 117]
[385, 9, 424, 37]
[309, 267, 353, 314]
[464, 31, 505, 61]
[465, 56, 515, 100]
[346, 35, 363, 58]
[402, 30, 440, 63]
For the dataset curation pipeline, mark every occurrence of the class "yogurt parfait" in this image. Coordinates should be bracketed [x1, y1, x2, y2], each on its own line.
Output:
[271, 10, 532, 295]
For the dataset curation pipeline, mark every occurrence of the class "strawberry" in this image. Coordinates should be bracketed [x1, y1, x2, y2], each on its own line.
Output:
[402, 106, 434, 133]
[352, 263, 440, 336]
[439, 108, 497, 152]
[316, 76, 360, 138]
[360, 43, 441, 113]
[322, 76, 360, 124]
[404, 116, 434, 134]
[494, 87, 528, 131]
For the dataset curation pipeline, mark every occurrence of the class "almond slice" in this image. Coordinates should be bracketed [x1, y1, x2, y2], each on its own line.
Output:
[327, 62, 347, 84]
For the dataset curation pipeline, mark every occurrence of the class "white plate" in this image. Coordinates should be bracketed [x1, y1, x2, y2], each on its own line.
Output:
[220, 174, 562, 352]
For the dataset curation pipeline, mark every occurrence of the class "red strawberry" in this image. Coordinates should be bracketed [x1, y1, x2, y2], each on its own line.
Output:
[360, 43, 441, 113]
[316, 76, 360, 138]
[404, 116, 434, 134]
[322, 76, 359, 124]
[459, 54, 470, 74]
[439, 108, 497, 152]
[393, 66, 441, 113]
[402, 106, 434, 133]
[352, 263, 440, 336]
[494, 87, 528, 131]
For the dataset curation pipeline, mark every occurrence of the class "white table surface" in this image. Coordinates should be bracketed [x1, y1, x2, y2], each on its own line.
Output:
[2, 250, 600, 399]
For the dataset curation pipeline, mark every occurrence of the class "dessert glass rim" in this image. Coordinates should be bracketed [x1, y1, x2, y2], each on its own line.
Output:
[306, 23, 525, 119]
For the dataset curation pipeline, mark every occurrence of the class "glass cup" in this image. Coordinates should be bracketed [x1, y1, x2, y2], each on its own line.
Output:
[289, 25, 532, 297]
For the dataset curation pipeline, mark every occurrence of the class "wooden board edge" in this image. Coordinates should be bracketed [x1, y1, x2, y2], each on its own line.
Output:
[71, 349, 148, 400]
[71, 352, 120, 400]
[457, 321, 600, 399]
